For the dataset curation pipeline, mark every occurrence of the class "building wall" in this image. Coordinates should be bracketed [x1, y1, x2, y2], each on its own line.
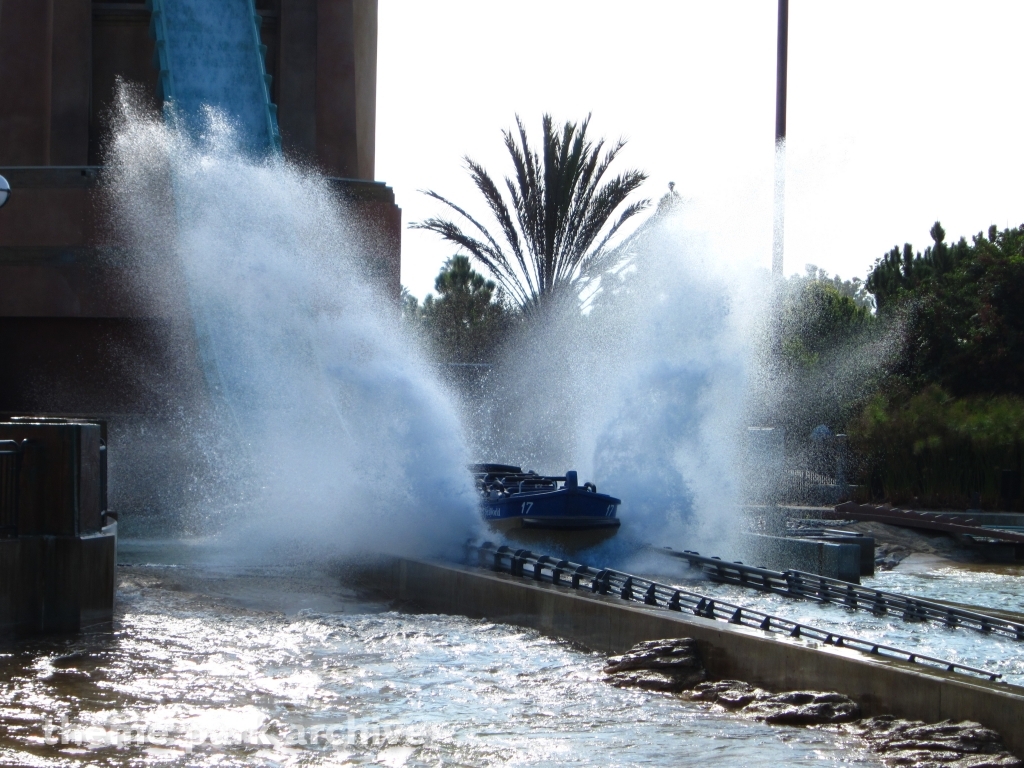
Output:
[0, 0, 56, 165]
[274, 0, 377, 179]
[0, 0, 397, 286]
[89, 3, 160, 165]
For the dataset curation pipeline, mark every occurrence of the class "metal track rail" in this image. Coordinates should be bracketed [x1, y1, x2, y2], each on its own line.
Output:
[467, 542, 1002, 682]
[661, 548, 1024, 642]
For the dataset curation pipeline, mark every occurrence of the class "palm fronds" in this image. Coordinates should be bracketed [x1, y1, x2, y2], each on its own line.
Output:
[413, 115, 649, 315]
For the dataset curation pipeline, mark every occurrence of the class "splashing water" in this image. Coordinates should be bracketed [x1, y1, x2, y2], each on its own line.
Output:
[105, 91, 481, 560]
[586, 213, 758, 552]
[470, 202, 763, 555]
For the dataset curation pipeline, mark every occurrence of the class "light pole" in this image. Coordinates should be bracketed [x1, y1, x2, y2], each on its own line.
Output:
[772, 0, 788, 279]
[0, 175, 10, 209]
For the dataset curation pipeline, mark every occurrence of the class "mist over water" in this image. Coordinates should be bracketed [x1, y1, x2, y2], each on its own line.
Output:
[106, 92, 481, 560]
[470, 201, 764, 555]
[587, 215, 759, 552]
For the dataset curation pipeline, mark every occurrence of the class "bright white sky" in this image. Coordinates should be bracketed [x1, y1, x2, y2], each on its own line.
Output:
[377, 1, 1024, 300]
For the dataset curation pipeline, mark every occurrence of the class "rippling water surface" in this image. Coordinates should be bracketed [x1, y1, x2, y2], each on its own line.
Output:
[873, 559, 1024, 614]
[653, 555, 1024, 686]
[0, 541, 883, 767]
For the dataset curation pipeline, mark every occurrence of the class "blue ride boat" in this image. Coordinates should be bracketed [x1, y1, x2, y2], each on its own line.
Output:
[471, 464, 621, 549]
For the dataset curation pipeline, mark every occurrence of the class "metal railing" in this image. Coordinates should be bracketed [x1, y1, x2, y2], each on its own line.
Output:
[468, 541, 1003, 682]
[0, 440, 22, 537]
[661, 548, 1024, 642]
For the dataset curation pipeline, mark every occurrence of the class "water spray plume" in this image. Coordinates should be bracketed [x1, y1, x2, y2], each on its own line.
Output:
[469, 198, 762, 557]
[105, 85, 481, 561]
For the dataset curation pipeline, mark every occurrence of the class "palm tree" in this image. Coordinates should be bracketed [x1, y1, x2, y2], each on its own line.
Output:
[413, 114, 649, 315]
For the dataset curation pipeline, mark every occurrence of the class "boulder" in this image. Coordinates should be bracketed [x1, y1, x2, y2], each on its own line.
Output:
[686, 680, 767, 709]
[744, 690, 860, 725]
[854, 716, 1022, 768]
[605, 669, 705, 693]
[604, 638, 702, 674]
[603, 638, 706, 692]
[601, 641, 1019, 765]
[686, 681, 859, 724]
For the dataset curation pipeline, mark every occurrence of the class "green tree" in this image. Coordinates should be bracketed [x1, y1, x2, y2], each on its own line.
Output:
[847, 221, 1024, 507]
[800, 264, 874, 310]
[850, 386, 1024, 509]
[412, 114, 649, 316]
[404, 256, 510, 363]
[866, 221, 1024, 396]
[763, 268, 882, 457]
[779, 268, 875, 369]
[866, 222, 963, 311]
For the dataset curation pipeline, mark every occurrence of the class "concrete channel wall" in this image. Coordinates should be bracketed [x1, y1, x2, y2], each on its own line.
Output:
[0, 529, 116, 636]
[0, 420, 115, 637]
[745, 533, 863, 581]
[376, 557, 1024, 758]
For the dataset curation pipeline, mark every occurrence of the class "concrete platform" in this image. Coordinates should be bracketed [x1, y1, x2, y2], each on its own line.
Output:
[0, 419, 116, 638]
[745, 532, 863, 581]
[372, 557, 1024, 758]
[0, 527, 116, 636]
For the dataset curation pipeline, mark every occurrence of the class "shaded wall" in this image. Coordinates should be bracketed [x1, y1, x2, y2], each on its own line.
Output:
[0, 420, 116, 637]
[0, 0, 381, 179]
[274, 0, 378, 179]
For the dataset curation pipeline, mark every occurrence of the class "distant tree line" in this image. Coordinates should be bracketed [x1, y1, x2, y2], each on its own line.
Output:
[774, 221, 1024, 509]
[867, 222, 1024, 397]
[853, 222, 1024, 509]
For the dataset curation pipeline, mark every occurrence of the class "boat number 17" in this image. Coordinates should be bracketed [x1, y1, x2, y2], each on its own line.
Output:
[521, 502, 533, 515]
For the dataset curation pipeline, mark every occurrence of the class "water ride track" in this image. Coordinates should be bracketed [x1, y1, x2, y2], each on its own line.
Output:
[829, 502, 1024, 544]
[660, 547, 1024, 641]
[468, 542, 1003, 682]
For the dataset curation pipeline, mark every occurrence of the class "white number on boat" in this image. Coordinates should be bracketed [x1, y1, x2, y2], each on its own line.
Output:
[521, 502, 534, 515]
[606, 505, 615, 517]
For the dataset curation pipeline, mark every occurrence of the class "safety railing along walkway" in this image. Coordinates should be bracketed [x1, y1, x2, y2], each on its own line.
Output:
[660, 547, 1024, 641]
[468, 542, 1002, 682]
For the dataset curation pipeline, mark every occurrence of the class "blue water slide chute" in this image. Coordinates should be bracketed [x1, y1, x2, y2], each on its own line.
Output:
[147, 0, 281, 155]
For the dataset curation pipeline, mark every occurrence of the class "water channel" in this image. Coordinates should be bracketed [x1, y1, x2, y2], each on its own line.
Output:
[0, 540, 887, 767]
